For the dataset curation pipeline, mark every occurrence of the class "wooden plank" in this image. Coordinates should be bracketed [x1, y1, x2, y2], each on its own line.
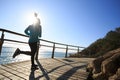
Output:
[0, 58, 94, 80]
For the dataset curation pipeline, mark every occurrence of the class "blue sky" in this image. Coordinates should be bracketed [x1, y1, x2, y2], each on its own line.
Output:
[0, 0, 120, 47]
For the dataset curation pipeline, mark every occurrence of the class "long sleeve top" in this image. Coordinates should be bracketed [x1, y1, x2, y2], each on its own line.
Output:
[24, 24, 42, 43]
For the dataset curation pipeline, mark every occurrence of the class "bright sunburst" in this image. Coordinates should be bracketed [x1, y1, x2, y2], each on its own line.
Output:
[24, 12, 41, 26]
[25, 13, 35, 25]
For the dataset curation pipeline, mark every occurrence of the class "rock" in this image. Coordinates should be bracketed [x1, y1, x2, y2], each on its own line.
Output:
[87, 48, 120, 80]
[109, 68, 120, 80]
[92, 56, 104, 74]
[93, 72, 107, 80]
[102, 51, 120, 75]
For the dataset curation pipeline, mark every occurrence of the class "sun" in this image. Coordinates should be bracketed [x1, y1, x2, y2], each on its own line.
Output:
[25, 13, 35, 25]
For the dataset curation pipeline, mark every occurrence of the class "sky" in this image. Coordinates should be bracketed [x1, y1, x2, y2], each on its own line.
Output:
[0, 0, 120, 47]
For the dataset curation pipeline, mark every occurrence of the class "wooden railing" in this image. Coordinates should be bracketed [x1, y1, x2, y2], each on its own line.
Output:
[0, 28, 85, 59]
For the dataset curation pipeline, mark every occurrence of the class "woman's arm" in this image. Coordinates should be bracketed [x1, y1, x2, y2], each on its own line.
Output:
[24, 26, 30, 35]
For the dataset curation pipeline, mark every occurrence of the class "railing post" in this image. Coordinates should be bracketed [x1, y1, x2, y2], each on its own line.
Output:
[52, 43, 55, 58]
[35, 41, 40, 60]
[0, 31, 4, 55]
[77, 47, 79, 53]
[65, 45, 68, 58]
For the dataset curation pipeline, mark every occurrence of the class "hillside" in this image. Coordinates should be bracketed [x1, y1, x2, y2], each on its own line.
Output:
[69, 27, 120, 57]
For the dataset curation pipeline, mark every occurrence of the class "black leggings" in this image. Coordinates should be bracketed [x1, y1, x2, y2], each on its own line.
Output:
[29, 42, 37, 66]
[20, 42, 38, 66]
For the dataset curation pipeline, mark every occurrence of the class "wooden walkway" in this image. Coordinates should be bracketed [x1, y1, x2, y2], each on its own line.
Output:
[0, 58, 94, 80]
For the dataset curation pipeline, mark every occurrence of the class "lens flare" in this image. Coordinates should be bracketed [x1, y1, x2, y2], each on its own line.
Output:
[25, 13, 35, 25]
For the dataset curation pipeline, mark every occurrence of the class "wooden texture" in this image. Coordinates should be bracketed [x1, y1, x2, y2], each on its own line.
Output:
[0, 58, 94, 80]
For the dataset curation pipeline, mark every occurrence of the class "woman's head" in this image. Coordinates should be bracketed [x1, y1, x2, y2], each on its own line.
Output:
[33, 12, 40, 25]
[34, 12, 38, 17]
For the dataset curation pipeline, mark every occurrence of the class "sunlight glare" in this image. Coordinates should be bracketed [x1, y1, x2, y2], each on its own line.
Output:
[24, 11, 46, 29]
[25, 13, 35, 25]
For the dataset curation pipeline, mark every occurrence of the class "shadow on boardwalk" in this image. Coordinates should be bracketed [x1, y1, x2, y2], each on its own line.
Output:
[29, 58, 88, 80]
[56, 65, 86, 80]
[29, 60, 50, 80]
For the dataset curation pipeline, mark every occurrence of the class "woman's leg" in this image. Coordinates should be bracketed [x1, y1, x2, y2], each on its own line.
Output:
[20, 51, 31, 55]
[29, 42, 37, 67]
[13, 48, 31, 58]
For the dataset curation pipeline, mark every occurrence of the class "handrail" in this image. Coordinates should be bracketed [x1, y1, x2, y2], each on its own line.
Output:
[0, 28, 28, 37]
[4, 39, 77, 51]
[0, 28, 85, 48]
[0, 28, 85, 58]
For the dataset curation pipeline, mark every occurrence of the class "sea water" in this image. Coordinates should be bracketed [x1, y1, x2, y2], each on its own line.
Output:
[0, 47, 74, 64]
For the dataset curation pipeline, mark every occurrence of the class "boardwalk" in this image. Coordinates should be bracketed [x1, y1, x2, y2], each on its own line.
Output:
[0, 58, 94, 80]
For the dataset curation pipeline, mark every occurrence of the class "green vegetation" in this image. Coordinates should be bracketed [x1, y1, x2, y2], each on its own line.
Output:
[69, 27, 120, 57]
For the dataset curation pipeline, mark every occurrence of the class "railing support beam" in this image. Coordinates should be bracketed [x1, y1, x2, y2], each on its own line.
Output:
[65, 45, 68, 58]
[0, 31, 4, 55]
[77, 47, 79, 53]
[52, 43, 55, 58]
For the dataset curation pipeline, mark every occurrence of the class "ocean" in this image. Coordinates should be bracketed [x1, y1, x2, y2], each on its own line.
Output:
[0, 46, 75, 64]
